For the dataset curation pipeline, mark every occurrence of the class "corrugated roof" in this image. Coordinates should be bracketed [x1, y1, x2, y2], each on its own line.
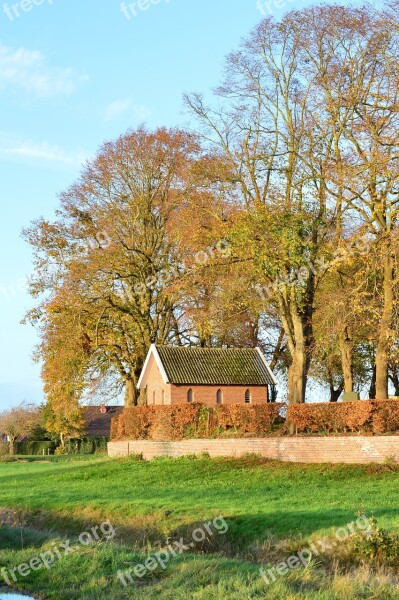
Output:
[156, 346, 275, 386]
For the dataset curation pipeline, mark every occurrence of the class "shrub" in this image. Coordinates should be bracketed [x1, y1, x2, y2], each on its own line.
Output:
[111, 403, 284, 441]
[287, 400, 399, 434]
[15, 440, 56, 456]
[353, 515, 399, 566]
[64, 437, 109, 455]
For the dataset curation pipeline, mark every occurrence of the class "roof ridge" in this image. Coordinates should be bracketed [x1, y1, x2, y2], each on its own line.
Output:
[155, 345, 259, 350]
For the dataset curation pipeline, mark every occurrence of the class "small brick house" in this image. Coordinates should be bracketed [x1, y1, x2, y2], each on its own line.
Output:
[137, 345, 277, 406]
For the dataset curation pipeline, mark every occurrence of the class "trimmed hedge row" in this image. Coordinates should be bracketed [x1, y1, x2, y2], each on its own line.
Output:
[111, 400, 399, 440]
[287, 400, 399, 434]
[13, 437, 108, 456]
[111, 403, 284, 441]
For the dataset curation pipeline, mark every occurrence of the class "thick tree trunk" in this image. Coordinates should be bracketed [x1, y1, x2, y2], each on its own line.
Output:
[339, 326, 353, 393]
[375, 244, 394, 399]
[287, 349, 307, 404]
[281, 292, 314, 405]
[9, 438, 15, 456]
[327, 368, 344, 402]
[330, 388, 342, 402]
[124, 378, 137, 407]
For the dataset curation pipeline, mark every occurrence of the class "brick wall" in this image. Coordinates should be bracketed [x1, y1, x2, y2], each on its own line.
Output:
[170, 385, 268, 406]
[108, 436, 399, 464]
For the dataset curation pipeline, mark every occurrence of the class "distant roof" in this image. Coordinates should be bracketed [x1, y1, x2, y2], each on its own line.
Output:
[83, 406, 124, 437]
[138, 345, 276, 388]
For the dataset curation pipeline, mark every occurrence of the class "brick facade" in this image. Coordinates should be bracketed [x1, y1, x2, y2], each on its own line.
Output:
[108, 436, 399, 464]
[169, 384, 268, 406]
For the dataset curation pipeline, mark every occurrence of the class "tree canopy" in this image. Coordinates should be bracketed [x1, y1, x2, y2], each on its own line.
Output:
[24, 3, 399, 411]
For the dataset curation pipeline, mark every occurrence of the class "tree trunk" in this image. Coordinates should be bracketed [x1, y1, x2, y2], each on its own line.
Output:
[9, 437, 15, 456]
[375, 243, 394, 399]
[285, 294, 314, 405]
[287, 349, 307, 404]
[328, 369, 343, 402]
[124, 378, 138, 407]
[329, 386, 343, 402]
[269, 328, 287, 371]
[369, 365, 376, 399]
[280, 295, 314, 405]
[339, 326, 353, 393]
[389, 363, 399, 396]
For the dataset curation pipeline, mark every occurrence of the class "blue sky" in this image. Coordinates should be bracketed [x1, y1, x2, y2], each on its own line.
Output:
[1, 0, 368, 410]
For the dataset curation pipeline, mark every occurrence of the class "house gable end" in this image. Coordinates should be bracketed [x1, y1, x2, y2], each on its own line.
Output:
[137, 344, 169, 389]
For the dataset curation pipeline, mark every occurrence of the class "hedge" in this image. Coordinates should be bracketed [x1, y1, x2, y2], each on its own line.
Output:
[287, 400, 399, 434]
[65, 437, 109, 455]
[111, 403, 284, 441]
[13, 437, 109, 456]
[15, 441, 56, 456]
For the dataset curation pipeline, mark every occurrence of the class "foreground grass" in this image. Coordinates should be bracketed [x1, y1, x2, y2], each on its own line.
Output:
[0, 455, 398, 598]
[1, 528, 399, 600]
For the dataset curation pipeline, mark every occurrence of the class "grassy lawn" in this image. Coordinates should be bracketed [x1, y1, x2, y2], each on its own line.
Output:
[0, 455, 398, 598]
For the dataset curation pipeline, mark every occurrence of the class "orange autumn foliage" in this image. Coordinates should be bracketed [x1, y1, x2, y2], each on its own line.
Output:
[287, 400, 399, 434]
[111, 403, 284, 441]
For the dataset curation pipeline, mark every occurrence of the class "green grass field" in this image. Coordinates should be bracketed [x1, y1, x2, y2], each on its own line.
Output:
[0, 455, 398, 599]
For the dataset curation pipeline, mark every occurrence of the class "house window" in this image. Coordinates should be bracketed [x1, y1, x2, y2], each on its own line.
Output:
[216, 389, 223, 405]
[245, 389, 251, 404]
[162, 390, 165, 405]
[152, 391, 156, 405]
[187, 388, 193, 403]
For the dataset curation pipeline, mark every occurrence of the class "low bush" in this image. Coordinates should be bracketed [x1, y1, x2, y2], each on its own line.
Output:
[287, 400, 399, 434]
[64, 437, 109, 455]
[15, 440, 56, 456]
[111, 403, 284, 441]
[353, 515, 399, 566]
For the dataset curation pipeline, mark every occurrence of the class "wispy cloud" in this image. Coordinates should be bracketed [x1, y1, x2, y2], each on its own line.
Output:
[104, 98, 151, 122]
[0, 134, 87, 167]
[0, 43, 88, 97]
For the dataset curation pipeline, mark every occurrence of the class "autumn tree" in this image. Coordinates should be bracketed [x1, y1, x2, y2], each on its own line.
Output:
[25, 127, 202, 407]
[295, 4, 399, 398]
[186, 16, 338, 403]
[42, 401, 86, 450]
[0, 403, 41, 455]
[186, 3, 399, 402]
